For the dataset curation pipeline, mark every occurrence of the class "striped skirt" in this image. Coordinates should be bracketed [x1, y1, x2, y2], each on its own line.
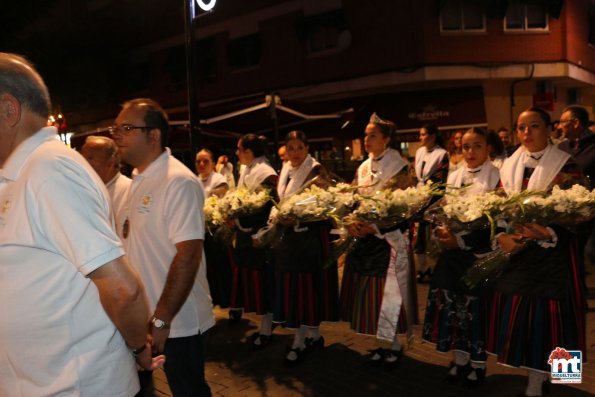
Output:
[339, 269, 408, 336]
[273, 264, 340, 328]
[486, 291, 586, 371]
[422, 288, 489, 362]
[229, 252, 275, 315]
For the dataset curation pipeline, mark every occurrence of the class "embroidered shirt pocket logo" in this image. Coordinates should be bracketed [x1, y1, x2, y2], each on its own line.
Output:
[137, 194, 153, 214]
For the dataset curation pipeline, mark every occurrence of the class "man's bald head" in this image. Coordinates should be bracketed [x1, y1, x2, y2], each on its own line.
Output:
[81, 136, 121, 184]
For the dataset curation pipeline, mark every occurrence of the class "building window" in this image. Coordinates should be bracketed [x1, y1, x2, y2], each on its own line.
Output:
[227, 34, 260, 70]
[505, 3, 548, 31]
[297, 10, 347, 54]
[308, 25, 340, 52]
[440, 1, 486, 32]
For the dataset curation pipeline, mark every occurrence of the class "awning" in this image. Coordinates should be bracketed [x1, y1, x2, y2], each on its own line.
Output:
[167, 94, 354, 147]
[324, 86, 488, 141]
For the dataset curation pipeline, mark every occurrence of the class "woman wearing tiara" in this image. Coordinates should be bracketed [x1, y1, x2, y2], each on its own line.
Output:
[422, 127, 500, 388]
[339, 113, 417, 367]
[413, 123, 449, 283]
[272, 130, 339, 366]
[488, 107, 587, 397]
[229, 134, 279, 350]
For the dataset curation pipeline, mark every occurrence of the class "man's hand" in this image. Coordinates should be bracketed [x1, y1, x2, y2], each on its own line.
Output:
[151, 326, 170, 354]
[134, 340, 166, 370]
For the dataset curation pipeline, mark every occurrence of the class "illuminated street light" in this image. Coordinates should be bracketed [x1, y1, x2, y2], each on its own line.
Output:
[196, 0, 216, 11]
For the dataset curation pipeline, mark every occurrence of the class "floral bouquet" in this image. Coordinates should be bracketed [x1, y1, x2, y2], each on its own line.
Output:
[218, 187, 272, 219]
[351, 181, 438, 228]
[502, 184, 595, 227]
[323, 182, 439, 268]
[274, 183, 356, 225]
[203, 195, 224, 235]
[424, 188, 509, 239]
[212, 187, 273, 244]
[462, 184, 595, 289]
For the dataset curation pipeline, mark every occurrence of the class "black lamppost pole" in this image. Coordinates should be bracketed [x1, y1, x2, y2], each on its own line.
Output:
[184, 0, 216, 153]
[184, 0, 200, 153]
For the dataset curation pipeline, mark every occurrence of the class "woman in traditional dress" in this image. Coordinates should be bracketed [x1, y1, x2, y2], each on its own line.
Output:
[197, 149, 228, 197]
[413, 123, 449, 283]
[229, 134, 278, 349]
[487, 129, 507, 169]
[488, 107, 587, 397]
[272, 130, 339, 365]
[447, 130, 465, 175]
[339, 113, 416, 366]
[196, 149, 231, 311]
[422, 127, 500, 388]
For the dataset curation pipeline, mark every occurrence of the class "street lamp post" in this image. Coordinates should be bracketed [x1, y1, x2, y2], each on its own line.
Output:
[184, 0, 216, 154]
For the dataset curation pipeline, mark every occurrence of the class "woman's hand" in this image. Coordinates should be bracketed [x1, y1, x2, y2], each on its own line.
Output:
[497, 233, 526, 254]
[347, 221, 375, 237]
[434, 226, 458, 249]
[515, 223, 552, 241]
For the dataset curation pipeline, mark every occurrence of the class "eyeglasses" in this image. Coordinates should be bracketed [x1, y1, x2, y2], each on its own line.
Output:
[108, 124, 155, 135]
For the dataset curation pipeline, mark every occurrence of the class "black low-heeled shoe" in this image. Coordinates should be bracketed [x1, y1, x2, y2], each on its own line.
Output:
[251, 332, 272, 351]
[383, 348, 403, 369]
[368, 348, 386, 366]
[228, 309, 242, 324]
[305, 336, 325, 351]
[444, 361, 471, 384]
[465, 367, 486, 389]
[284, 347, 305, 367]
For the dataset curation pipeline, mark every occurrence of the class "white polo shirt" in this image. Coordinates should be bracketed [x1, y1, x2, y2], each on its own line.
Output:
[107, 172, 132, 241]
[124, 149, 214, 338]
[0, 127, 138, 397]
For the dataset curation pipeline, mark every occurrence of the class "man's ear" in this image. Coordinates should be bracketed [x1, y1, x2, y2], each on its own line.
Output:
[148, 128, 161, 146]
[0, 94, 22, 127]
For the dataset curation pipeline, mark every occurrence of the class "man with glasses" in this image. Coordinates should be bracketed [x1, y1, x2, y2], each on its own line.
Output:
[111, 98, 214, 397]
[0, 53, 159, 396]
[558, 105, 595, 272]
[558, 105, 595, 183]
[81, 135, 131, 240]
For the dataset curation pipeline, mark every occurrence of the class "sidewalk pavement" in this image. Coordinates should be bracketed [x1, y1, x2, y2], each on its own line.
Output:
[153, 263, 595, 397]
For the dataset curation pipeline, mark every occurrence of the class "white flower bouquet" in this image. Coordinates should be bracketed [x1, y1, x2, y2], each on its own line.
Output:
[217, 187, 273, 219]
[208, 187, 273, 244]
[424, 188, 509, 238]
[351, 181, 438, 227]
[462, 184, 595, 289]
[275, 183, 356, 225]
[503, 184, 595, 226]
[203, 195, 224, 234]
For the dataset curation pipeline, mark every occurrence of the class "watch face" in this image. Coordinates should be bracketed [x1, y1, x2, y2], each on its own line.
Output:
[154, 319, 165, 328]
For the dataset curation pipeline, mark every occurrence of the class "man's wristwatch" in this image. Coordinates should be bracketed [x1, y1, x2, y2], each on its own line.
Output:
[151, 316, 170, 329]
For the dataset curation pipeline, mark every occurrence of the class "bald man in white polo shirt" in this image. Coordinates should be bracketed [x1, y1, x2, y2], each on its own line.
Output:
[111, 98, 214, 397]
[0, 53, 161, 396]
[81, 135, 131, 241]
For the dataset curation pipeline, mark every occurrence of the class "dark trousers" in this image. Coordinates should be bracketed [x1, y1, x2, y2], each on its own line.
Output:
[163, 332, 211, 397]
[135, 332, 211, 397]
